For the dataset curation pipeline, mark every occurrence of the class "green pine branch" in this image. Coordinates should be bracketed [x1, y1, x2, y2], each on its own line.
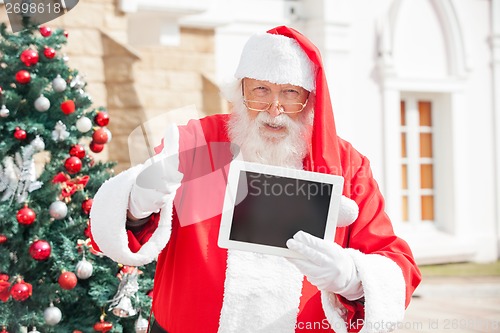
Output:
[0, 20, 153, 333]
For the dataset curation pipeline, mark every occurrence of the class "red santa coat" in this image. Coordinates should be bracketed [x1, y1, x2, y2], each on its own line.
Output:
[90, 114, 421, 333]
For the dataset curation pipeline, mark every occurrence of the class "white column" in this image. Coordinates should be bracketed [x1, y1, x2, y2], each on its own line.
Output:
[381, 88, 402, 222]
[448, 92, 468, 236]
[492, 0, 500, 259]
[405, 98, 421, 225]
[376, 5, 403, 222]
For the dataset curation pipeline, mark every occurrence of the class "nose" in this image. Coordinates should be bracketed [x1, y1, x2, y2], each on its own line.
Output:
[267, 101, 284, 118]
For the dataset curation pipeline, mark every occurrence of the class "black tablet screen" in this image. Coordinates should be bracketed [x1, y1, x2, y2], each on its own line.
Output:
[229, 171, 333, 248]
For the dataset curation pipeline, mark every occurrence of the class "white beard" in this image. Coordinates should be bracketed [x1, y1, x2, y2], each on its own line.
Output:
[227, 101, 313, 170]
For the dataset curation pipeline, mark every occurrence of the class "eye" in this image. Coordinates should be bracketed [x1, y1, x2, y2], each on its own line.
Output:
[282, 88, 301, 100]
[252, 86, 270, 97]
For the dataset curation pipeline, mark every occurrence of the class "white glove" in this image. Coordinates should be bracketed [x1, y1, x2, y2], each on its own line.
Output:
[128, 126, 184, 219]
[286, 231, 364, 301]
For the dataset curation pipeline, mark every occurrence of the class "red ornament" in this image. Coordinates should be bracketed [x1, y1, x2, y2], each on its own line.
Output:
[94, 112, 109, 127]
[14, 127, 27, 140]
[61, 100, 75, 115]
[0, 235, 7, 244]
[93, 318, 112, 333]
[83, 224, 91, 238]
[89, 141, 104, 153]
[39, 26, 52, 37]
[43, 47, 56, 59]
[81, 198, 93, 215]
[0, 327, 9, 333]
[64, 30, 69, 38]
[92, 128, 108, 145]
[15, 70, 31, 84]
[29, 240, 51, 260]
[16, 206, 36, 225]
[0, 278, 11, 302]
[0, 273, 9, 302]
[58, 271, 77, 290]
[10, 280, 32, 301]
[20, 49, 39, 67]
[64, 156, 82, 174]
[69, 144, 86, 159]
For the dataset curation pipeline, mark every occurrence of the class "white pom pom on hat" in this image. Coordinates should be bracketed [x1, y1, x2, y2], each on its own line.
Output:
[234, 33, 316, 92]
[337, 196, 359, 227]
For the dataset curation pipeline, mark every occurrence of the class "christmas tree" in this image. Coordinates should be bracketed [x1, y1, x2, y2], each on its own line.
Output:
[0, 20, 153, 333]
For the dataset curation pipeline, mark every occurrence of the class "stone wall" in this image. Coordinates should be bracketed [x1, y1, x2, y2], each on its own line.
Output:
[130, 28, 226, 165]
[0, 0, 224, 173]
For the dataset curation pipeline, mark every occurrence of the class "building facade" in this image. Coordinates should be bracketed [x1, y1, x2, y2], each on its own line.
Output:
[1, 0, 498, 264]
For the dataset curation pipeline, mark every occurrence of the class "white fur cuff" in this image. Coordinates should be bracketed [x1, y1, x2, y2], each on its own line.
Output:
[321, 251, 406, 333]
[90, 165, 174, 266]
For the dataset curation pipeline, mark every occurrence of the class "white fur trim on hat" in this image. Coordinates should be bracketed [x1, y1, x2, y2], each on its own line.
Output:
[235, 33, 316, 92]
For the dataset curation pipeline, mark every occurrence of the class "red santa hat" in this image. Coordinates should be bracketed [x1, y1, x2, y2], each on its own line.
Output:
[235, 26, 341, 175]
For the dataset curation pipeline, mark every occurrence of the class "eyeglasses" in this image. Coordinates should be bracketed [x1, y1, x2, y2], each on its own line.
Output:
[243, 99, 309, 114]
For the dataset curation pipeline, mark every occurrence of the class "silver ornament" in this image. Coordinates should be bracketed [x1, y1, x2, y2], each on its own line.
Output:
[70, 74, 86, 89]
[75, 258, 93, 279]
[49, 200, 68, 220]
[76, 116, 92, 133]
[109, 270, 139, 318]
[34, 95, 50, 112]
[103, 127, 112, 143]
[44, 303, 62, 326]
[135, 313, 149, 333]
[52, 121, 70, 142]
[30, 135, 45, 152]
[0, 105, 10, 117]
[111, 296, 136, 318]
[52, 75, 67, 92]
[29, 327, 40, 333]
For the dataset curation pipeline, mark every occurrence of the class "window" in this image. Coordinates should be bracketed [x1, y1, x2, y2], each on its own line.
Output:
[401, 99, 435, 223]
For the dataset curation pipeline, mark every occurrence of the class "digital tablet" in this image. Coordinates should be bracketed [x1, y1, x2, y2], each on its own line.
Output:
[218, 160, 344, 258]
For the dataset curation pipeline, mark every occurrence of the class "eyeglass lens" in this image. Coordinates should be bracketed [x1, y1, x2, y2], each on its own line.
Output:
[245, 100, 304, 113]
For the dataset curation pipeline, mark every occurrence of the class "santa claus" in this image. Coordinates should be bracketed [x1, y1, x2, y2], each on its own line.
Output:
[90, 26, 421, 333]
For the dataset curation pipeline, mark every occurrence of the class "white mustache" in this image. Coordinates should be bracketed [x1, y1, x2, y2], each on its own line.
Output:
[257, 112, 291, 128]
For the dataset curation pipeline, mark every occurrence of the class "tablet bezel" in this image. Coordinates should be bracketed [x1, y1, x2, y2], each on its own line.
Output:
[218, 160, 344, 258]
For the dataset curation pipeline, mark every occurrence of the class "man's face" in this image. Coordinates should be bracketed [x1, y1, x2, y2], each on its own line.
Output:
[242, 78, 310, 137]
[227, 78, 313, 169]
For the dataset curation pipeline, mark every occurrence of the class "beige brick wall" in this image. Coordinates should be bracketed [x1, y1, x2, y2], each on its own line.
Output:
[121, 27, 227, 172]
[0, 2, 225, 173]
